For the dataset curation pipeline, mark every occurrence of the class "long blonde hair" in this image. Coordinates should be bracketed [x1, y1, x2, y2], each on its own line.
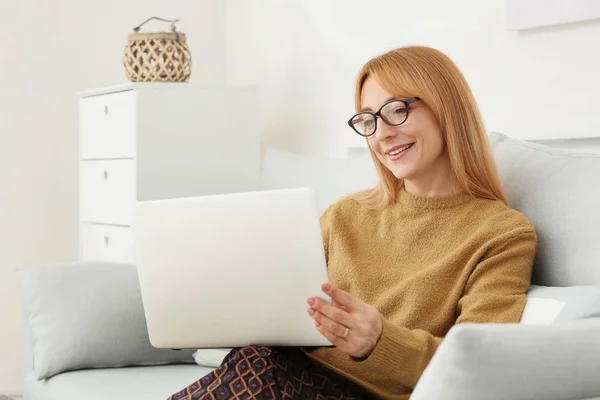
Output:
[351, 46, 506, 209]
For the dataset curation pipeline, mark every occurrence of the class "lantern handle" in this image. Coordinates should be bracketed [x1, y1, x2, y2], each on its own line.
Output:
[133, 17, 179, 33]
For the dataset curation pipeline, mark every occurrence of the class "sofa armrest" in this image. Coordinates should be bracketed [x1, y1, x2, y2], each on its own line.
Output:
[411, 318, 600, 400]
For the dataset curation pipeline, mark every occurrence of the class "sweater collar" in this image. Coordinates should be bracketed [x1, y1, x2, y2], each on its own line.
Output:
[396, 188, 475, 210]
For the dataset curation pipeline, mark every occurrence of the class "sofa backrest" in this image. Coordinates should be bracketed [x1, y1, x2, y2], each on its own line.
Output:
[259, 147, 378, 213]
[490, 132, 600, 287]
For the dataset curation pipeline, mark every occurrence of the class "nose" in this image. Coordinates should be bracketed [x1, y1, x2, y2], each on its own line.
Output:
[373, 116, 397, 142]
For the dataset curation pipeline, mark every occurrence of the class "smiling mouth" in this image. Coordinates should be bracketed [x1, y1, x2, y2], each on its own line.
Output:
[386, 143, 415, 160]
[388, 143, 414, 155]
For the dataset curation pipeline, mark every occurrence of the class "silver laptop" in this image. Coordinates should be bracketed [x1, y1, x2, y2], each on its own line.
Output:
[132, 187, 332, 349]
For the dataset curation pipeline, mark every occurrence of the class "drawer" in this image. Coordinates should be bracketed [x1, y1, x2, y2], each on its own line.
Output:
[80, 223, 134, 263]
[80, 159, 136, 225]
[80, 90, 135, 159]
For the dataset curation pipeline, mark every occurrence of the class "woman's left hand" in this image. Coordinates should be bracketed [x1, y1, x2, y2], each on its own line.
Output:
[307, 283, 383, 358]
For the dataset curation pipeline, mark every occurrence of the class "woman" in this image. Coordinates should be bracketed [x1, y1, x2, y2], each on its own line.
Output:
[168, 46, 537, 400]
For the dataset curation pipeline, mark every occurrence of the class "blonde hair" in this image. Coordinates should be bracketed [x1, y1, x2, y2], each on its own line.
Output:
[351, 46, 506, 209]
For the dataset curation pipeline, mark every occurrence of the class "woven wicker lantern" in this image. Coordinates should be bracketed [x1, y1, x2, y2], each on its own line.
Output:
[123, 17, 191, 82]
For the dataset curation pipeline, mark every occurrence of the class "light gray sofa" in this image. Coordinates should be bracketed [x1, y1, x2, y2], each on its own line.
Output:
[18, 132, 600, 399]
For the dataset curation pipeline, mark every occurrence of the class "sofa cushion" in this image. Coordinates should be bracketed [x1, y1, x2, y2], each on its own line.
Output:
[192, 348, 231, 367]
[521, 285, 600, 324]
[23, 364, 213, 400]
[18, 261, 196, 380]
[411, 318, 600, 400]
[489, 132, 600, 286]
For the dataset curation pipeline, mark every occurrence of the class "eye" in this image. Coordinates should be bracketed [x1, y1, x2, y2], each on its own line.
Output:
[352, 115, 375, 128]
[364, 119, 375, 128]
[392, 106, 407, 115]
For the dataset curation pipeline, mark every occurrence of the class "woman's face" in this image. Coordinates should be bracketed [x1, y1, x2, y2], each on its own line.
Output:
[361, 77, 448, 184]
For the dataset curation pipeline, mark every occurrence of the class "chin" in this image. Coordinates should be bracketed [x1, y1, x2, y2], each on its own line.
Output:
[387, 164, 415, 180]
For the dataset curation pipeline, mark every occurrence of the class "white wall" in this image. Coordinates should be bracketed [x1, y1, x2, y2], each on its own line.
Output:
[226, 0, 600, 155]
[0, 0, 226, 395]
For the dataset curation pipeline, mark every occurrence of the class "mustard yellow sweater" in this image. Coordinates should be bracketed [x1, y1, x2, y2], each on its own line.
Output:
[302, 188, 537, 399]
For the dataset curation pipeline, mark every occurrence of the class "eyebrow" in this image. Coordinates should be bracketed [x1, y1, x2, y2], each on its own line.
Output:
[360, 97, 400, 112]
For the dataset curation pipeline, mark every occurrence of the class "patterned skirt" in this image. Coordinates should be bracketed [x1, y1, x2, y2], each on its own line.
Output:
[167, 346, 373, 400]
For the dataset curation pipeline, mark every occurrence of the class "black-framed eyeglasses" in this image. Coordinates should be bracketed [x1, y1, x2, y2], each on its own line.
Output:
[347, 97, 421, 137]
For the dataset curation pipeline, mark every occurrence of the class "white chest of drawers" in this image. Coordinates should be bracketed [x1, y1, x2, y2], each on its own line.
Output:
[78, 83, 260, 264]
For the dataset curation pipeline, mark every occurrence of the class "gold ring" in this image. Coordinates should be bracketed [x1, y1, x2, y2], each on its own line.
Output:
[343, 327, 349, 339]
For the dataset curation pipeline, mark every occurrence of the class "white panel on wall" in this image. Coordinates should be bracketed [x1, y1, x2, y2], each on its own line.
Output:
[507, 0, 600, 30]
[533, 138, 600, 154]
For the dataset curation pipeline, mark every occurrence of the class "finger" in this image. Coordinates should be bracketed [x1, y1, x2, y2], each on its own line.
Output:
[322, 283, 360, 310]
[314, 319, 349, 348]
[333, 299, 349, 311]
[311, 298, 353, 327]
[307, 297, 348, 313]
[310, 309, 349, 339]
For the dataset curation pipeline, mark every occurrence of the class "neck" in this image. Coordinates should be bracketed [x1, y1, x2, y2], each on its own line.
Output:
[402, 155, 463, 197]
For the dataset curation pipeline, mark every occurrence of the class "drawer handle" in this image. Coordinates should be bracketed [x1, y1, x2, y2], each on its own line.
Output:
[105, 235, 109, 246]
[104, 105, 108, 116]
[104, 170, 108, 180]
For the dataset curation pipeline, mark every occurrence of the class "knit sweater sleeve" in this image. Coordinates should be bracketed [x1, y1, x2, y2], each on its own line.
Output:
[320, 205, 332, 265]
[351, 227, 537, 391]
